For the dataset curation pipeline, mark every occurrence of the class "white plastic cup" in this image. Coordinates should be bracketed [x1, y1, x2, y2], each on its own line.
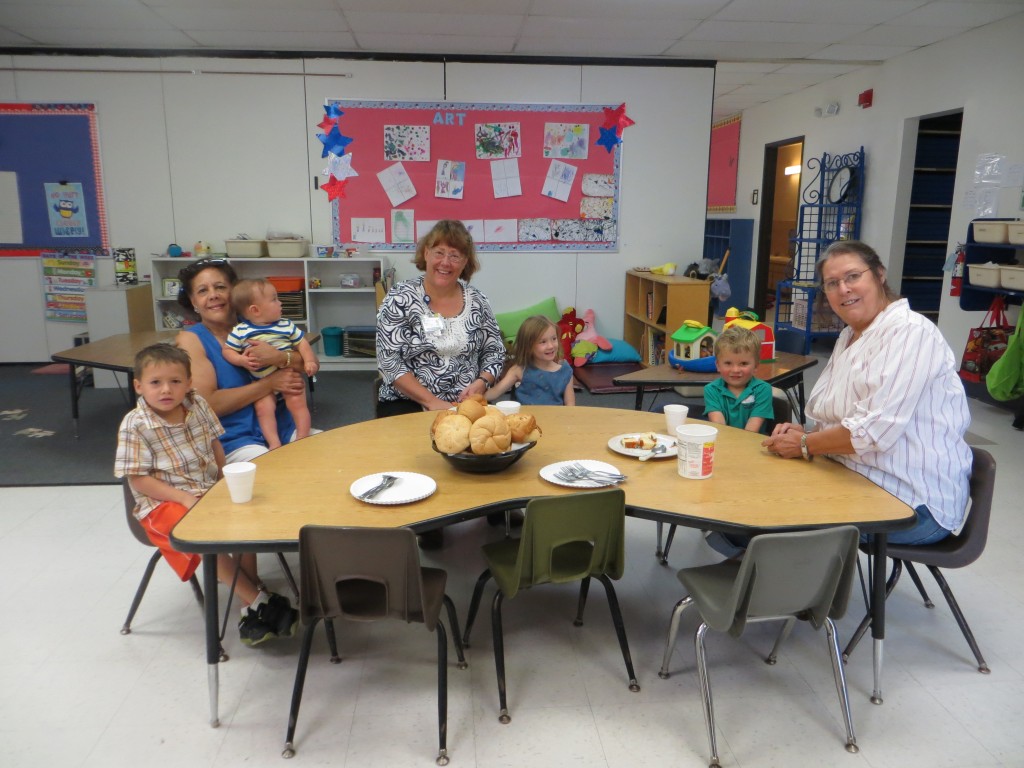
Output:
[496, 400, 521, 416]
[222, 461, 257, 503]
[676, 424, 718, 480]
[664, 404, 689, 433]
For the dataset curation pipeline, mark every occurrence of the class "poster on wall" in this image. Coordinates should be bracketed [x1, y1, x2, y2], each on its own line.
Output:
[39, 250, 96, 322]
[44, 182, 90, 238]
[316, 100, 629, 252]
[707, 115, 740, 213]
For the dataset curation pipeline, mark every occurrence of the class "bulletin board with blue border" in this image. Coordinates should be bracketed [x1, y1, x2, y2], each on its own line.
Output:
[0, 103, 109, 256]
[316, 100, 635, 252]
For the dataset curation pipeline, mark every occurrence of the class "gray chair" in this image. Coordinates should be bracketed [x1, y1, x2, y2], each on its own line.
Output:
[656, 392, 792, 564]
[282, 526, 467, 765]
[843, 447, 996, 673]
[658, 526, 861, 767]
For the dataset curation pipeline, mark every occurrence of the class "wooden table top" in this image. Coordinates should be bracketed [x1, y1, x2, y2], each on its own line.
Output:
[51, 330, 179, 371]
[172, 406, 913, 553]
[611, 351, 818, 387]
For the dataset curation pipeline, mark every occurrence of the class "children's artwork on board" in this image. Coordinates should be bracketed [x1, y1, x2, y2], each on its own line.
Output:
[552, 218, 616, 243]
[416, 219, 439, 240]
[462, 220, 484, 240]
[582, 173, 616, 197]
[434, 159, 465, 199]
[474, 122, 521, 159]
[490, 158, 522, 199]
[383, 125, 430, 161]
[352, 217, 386, 243]
[390, 209, 415, 244]
[543, 123, 589, 160]
[541, 160, 577, 202]
[483, 219, 518, 242]
[519, 218, 553, 241]
[113, 247, 138, 285]
[580, 197, 613, 220]
[376, 163, 417, 207]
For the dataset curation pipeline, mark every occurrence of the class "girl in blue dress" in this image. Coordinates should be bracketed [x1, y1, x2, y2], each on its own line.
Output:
[487, 315, 575, 406]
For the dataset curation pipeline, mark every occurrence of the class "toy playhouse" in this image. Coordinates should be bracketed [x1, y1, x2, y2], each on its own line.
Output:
[668, 320, 718, 372]
[723, 308, 776, 362]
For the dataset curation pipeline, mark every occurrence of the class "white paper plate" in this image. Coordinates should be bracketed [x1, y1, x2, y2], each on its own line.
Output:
[607, 433, 677, 459]
[539, 460, 625, 489]
[349, 471, 437, 505]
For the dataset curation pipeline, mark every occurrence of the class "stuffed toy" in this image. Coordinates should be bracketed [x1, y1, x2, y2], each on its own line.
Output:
[570, 308, 612, 367]
[557, 306, 584, 361]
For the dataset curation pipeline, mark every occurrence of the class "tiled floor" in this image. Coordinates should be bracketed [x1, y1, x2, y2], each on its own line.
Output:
[2, 398, 1022, 767]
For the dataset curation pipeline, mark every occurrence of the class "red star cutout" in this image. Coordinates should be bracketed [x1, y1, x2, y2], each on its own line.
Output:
[317, 115, 338, 132]
[321, 176, 349, 201]
[602, 103, 635, 133]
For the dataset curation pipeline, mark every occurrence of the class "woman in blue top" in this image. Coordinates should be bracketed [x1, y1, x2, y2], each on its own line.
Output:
[488, 315, 575, 406]
[175, 259, 307, 463]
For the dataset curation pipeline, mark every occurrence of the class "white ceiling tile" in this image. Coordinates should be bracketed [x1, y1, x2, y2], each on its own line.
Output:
[890, 1, 1024, 26]
[714, 0, 927, 24]
[352, 33, 516, 54]
[154, 8, 349, 32]
[521, 14, 700, 38]
[773, 62, 867, 75]
[842, 24, 968, 46]
[345, 11, 523, 37]
[336, 0, 531, 12]
[809, 43, 917, 60]
[528, 0, 729, 20]
[514, 36, 680, 56]
[730, 82, 805, 97]
[185, 29, 358, 49]
[0, 4, 170, 29]
[687, 20, 871, 43]
[664, 39, 825, 59]
[15, 27, 198, 46]
[716, 61, 784, 73]
[143, 0, 338, 7]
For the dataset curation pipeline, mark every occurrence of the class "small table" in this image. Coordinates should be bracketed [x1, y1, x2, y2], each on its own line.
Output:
[612, 351, 819, 419]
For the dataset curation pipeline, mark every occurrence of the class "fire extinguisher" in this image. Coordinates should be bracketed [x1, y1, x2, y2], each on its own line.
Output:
[950, 245, 965, 296]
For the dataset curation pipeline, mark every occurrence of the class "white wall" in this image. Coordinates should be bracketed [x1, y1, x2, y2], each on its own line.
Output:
[0, 54, 713, 360]
[732, 16, 1024, 356]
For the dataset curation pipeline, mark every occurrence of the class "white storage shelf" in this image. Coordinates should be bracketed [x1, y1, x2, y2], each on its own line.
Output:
[151, 255, 386, 371]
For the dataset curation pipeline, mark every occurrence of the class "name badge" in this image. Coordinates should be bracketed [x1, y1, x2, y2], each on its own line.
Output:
[422, 314, 444, 337]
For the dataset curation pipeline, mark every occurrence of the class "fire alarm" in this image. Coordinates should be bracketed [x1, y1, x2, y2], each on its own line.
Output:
[858, 89, 874, 109]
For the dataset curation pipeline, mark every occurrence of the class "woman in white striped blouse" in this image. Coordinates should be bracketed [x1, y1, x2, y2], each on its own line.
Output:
[763, 240, 972, 545]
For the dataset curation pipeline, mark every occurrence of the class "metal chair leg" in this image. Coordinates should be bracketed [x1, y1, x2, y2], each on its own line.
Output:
[694, 623, 721, 768]
[660, 525, 678, 565]
[277, 553, 300, 602]
[766, 617, 796, 665]
[442, 594, 468, 669]
[282, 619, 319, 759]
[324, 618, 341, 664]
[121, 551, 162, 634]
[925, 565, 990, 673]
[825, 618, 858, 753]
[658, 595, 693, 678]
[656, 521, 664, 560]
[903, 561, 934, 607]
[491, 591, 510, 724]
[461, 568, 492, 647]
[597, 574, 640, 692]
[435, 621, 450, 766]
[573, 576, 591, 626]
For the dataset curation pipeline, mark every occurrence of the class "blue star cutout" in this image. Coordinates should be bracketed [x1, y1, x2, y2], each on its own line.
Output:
[317, 125, 354, 158]
[596, 125, 622, 153]
[324, 103, 345, 119]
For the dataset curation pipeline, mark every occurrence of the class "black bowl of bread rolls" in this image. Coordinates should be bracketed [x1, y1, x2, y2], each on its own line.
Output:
[430, 395, 541, 473]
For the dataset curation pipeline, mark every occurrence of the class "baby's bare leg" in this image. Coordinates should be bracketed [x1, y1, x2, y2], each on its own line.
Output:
[283, 390, 311, 439]
[254, 393, 282, 449]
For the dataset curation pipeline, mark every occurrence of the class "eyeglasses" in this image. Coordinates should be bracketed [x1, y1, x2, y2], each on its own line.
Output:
[427, 246, 467, 263]
[822, 269, 870, 293]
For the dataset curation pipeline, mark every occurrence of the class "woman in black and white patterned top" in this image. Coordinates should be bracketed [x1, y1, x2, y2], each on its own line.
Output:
[376, 220, 506, 417]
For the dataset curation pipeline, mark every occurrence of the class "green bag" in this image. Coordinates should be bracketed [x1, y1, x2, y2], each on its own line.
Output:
[986, 319, 1024, 401]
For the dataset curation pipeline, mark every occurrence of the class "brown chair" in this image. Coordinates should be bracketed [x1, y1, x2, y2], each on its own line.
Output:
[282, 526, 467, 765]
[656, 393, 793, 564]
[843, 447, 996, 673]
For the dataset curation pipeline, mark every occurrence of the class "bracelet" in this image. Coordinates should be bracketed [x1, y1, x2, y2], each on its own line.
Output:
[800, 433, 813, 461]
[285, 350, 292, 368]
[475, 376, 491, 389]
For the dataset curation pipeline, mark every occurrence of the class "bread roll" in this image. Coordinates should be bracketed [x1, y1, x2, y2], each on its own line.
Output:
[469, 413, 512, 455]
[457, 397, 487, 423]
[430, 409, 456, 437]
[434, 414, 472, 453]
[505, 413, 538, 443]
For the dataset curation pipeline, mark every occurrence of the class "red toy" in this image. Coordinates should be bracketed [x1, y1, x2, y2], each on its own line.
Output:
[557, 307, 584, 361]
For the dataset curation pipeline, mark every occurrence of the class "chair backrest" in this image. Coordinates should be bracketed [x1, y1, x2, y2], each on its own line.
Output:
[685, 526, 859, 637]
[298, 525, 441, 629]
[502, 488, 626, 599]
[764, 392, 793, 433]
[122, 478, 152, 547]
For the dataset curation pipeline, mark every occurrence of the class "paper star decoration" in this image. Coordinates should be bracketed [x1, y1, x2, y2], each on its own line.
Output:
[324, 103, 345, 119]
[602, 103, 635, 133]
[595, 125, 622, 153]
[321, 176, 349, 201]
[323, 152, 358, 180]
[317, 115, 338, 133]
[316, 125, 354, 158]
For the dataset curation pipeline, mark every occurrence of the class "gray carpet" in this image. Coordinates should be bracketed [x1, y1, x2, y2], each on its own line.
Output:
[0, 364, 653, 486]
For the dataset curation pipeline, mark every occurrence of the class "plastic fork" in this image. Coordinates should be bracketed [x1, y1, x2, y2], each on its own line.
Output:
[358, 473, 397, 500]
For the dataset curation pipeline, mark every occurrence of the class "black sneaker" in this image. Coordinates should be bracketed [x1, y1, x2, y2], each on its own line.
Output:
[238, 607, 276, 647]
[260, 593, 299, 638]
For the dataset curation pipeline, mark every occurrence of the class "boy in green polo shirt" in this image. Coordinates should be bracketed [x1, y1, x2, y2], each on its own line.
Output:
[703, 326, 774, 433]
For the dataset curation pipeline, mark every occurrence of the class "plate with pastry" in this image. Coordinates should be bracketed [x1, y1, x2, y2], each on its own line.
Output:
[608, 433, 677, 458]
[349, 471, 437, 505]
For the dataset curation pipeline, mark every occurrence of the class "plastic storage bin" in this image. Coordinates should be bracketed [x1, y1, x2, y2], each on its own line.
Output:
[972, 221, 1009, 244]
[267, 238, 309, 258]
[967, 263, 1002, 288]
[225, 239, 268, 257]
[1008, 223, 1024, 245]
[1000, 265, 1024, 290]
[267, 276, 304, 292]
[321, 326, 343, 356]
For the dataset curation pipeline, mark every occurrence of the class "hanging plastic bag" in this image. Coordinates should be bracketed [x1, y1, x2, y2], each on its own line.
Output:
[986, 320, 1024, 400]
[958, 296, 1012, 383]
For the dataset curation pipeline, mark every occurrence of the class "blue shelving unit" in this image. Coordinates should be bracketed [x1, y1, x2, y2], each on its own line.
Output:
[704, 218, 754, 314]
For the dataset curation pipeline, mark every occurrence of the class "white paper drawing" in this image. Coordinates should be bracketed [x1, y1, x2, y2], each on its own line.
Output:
[391, 210, 415, 243]
[0, 171, 23, 243]
[552, 218, 616, 242]
[542, 160, 577, 202]
[351, 217, 386, 243]
[581, 173, 616, 197]
[518, 218, 553, 241]
[416, 220, 439, 240]
[434, 159, 465, 199]
[543, 123, 589, 159]
[483, 219, 518, 243]
[377, 163, 417, 207]
[474, 122, 521, 159]
[580, 197, 613, 220]
[490, 158, 522, 199]
[384, 125, 430, 161]
[462, 220, 484, 240]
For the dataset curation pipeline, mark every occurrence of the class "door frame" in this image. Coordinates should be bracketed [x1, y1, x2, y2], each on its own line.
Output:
[753, 135, 803, 319]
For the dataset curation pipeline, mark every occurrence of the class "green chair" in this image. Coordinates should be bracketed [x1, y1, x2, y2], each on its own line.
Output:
[462, 488, 640, 724]
[282, 526, 467, 765]
[658, 526, 860, 767]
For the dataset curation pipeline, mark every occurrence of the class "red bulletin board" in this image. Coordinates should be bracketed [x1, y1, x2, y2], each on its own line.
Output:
[707, 115, 740, 213]
[322, 100, 623, 251]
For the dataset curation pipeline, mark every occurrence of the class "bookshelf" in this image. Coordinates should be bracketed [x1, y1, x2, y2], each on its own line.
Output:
[623, 270, 710, 366]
